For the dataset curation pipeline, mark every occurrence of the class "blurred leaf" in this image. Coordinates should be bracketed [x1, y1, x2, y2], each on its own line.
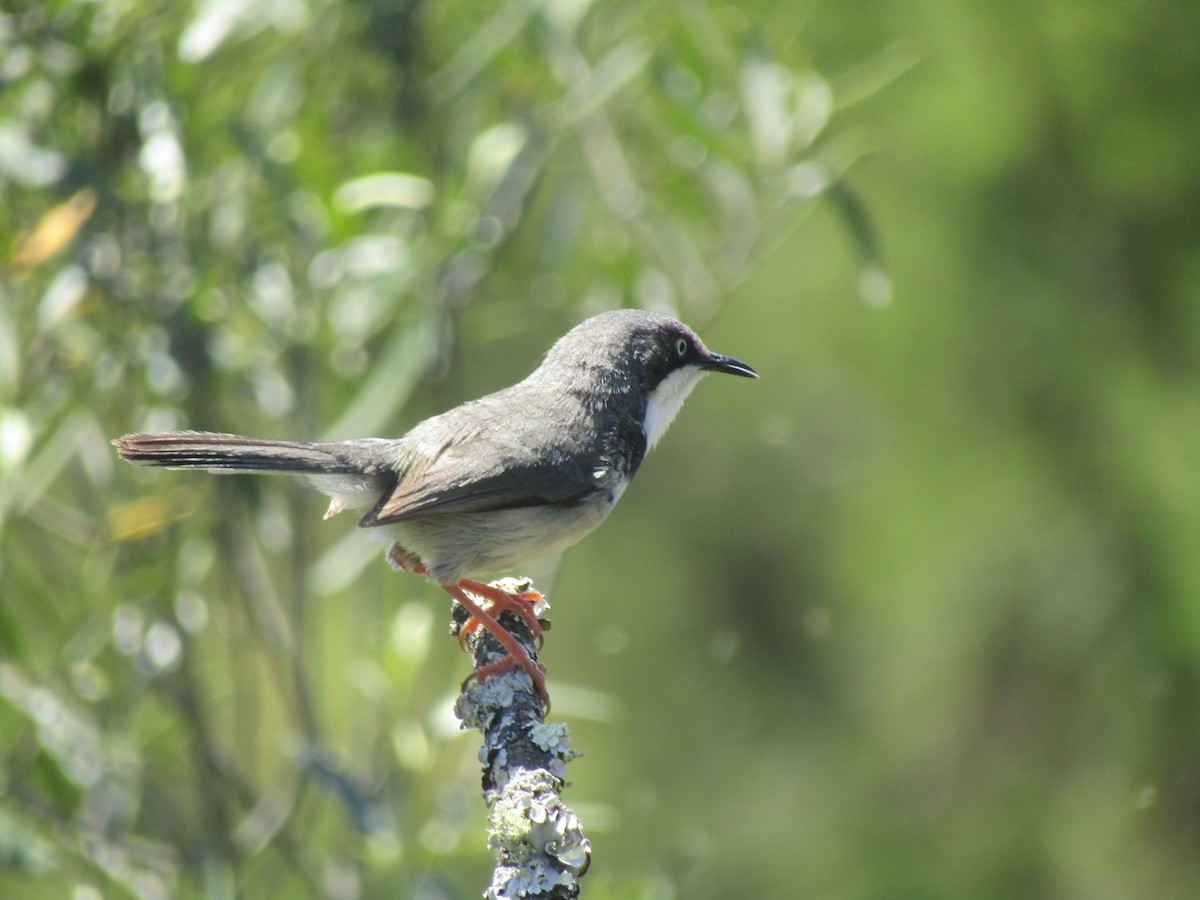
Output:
[36, 265, 89, 331]
[178, 0, 309, 64]
[0, 308, 17, 398]
[109, 495, 180, 542]
[11, 411, 96, 516]
[0, 407, 34, 477]
[465, 123, 529, 201]
[741, 56, 796, 166]
[333, 172, 435, 213]
[428, 0, 540, 101]
[9, 189, 96, 273]
[549, 41, 654, 131]
[0, 809, 60, 875]
[832, 39, 920, 111]
[0, 122, 67, 187]
[322, 313, 440, 440]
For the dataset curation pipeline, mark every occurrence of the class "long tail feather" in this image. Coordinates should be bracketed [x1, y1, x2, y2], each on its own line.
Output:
[112, 431, 367, 475]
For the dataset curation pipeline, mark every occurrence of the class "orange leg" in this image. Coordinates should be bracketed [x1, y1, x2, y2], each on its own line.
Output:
[387, 545, 549, 709]
[443, 583, 549, 711]
[387, 546, 544, 646]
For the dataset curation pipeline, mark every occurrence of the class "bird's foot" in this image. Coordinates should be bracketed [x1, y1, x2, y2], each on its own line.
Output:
[443, 582, 550, 712]
[455, 577, 546, 649]
[462, 655, 549, 709]
[390, 545, 550, 709]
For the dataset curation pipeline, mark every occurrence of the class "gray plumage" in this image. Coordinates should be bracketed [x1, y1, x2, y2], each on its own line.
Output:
[114, 309, 756, 585]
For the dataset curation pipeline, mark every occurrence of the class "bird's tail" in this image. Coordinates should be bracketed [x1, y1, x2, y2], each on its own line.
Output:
[113, 431, 367, 475]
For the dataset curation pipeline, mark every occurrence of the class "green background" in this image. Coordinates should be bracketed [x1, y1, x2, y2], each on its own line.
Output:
[2, 0, 1198, 897]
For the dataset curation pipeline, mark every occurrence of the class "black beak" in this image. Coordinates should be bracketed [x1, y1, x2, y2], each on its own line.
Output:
[701, 352, 758, 379]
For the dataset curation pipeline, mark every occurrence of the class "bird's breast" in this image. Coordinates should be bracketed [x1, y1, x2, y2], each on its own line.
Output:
[375, 494, 617, 584]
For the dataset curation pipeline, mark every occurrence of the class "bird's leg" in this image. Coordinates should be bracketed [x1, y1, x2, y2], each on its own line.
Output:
[387, 544, 425, 574]
[387, 544, 549, 707]
[387, 545, 544, 647]
[442, 583, 549, 710]
[386, 547, 542, 643]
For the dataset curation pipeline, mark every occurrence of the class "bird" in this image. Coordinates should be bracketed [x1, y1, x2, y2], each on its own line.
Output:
[114, 309, 757, 708]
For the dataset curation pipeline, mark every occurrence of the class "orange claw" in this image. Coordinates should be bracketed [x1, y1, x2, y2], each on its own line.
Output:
[462, 656, 548, 697]
[443, 583, 550, 711]
[454, 581, 544, 651]
[458, 615, 482, 650]
[457, 578, 545, 647]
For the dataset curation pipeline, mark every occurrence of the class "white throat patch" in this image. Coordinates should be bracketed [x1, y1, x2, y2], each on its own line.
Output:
[643, 366, 706, 450]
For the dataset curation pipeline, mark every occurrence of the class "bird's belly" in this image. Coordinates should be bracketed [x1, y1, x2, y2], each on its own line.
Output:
[369, 499, 613, 584]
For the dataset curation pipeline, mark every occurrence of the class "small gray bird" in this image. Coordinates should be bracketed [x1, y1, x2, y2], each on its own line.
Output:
[114, 309, 757, 706]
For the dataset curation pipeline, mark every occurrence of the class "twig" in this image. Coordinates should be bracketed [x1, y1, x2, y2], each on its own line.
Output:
[451, 578, 591, 899]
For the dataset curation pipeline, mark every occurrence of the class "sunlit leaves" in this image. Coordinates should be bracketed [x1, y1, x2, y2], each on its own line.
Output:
[0, 0, 876, 895]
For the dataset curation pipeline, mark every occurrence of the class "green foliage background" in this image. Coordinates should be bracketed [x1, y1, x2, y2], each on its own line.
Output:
[2, 0, 1198, 897]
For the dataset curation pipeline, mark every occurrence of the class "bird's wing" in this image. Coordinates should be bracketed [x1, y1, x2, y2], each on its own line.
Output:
[359, 401, 602, 527]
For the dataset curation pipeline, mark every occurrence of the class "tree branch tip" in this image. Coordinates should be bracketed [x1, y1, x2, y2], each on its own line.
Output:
[452, 577, 591, 897]
[486, 768, 591, 899]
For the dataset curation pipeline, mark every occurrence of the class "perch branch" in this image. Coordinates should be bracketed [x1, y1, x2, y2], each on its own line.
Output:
[452, 578, 591, 899]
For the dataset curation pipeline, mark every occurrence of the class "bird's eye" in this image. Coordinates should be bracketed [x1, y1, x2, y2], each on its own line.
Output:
[675, 338, 688, 357]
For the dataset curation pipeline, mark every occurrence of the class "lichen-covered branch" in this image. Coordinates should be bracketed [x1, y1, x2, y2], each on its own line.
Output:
[451, 578, 591, 899]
